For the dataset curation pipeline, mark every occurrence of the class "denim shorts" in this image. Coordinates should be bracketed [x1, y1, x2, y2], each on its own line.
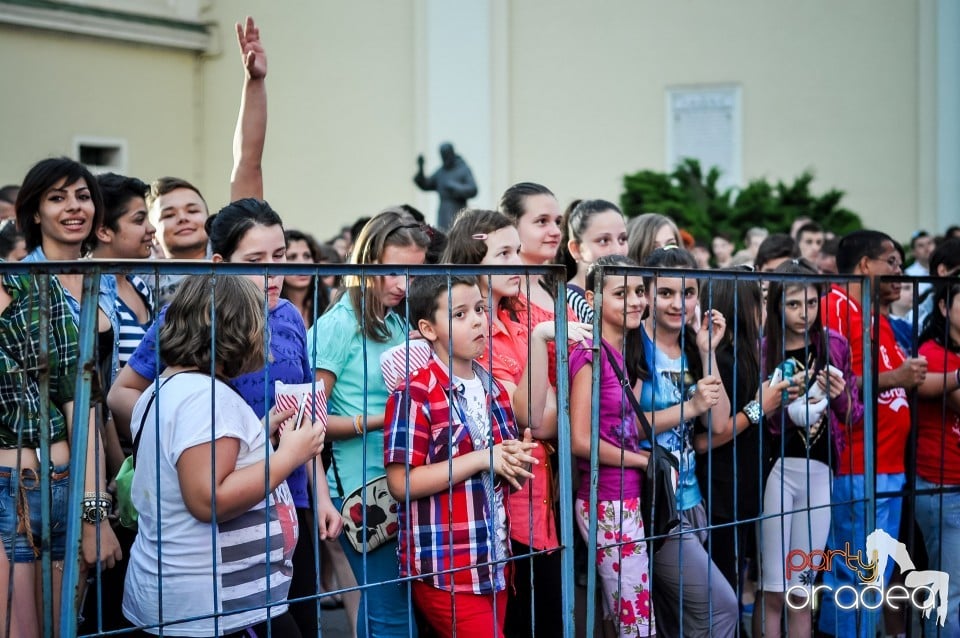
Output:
[0, 464, 69, 563]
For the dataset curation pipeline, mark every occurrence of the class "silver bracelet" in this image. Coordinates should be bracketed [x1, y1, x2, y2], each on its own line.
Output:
[743, 400, 762, 426]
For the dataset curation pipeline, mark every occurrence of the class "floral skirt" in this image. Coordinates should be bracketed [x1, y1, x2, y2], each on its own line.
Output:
[575, 497, 655, 637]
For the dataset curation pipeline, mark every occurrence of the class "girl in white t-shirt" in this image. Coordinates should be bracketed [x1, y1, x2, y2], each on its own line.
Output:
[122, 275, 326, 638]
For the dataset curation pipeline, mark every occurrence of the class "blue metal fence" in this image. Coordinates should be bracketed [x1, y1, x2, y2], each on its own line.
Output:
[0, 260, 955, 637]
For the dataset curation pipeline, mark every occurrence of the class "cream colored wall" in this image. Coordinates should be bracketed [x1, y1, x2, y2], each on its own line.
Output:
[507, 0, 920, 241]
[2, 2, 923, 243]
[197, 1, 420, 242]
[0, 23, 198, 193]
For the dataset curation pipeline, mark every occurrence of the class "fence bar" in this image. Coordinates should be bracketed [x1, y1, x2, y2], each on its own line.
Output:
[60, 270, 102, 638]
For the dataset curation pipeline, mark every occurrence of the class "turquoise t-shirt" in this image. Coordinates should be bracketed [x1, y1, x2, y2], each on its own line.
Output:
[307, 293, 410, 497]
[637, 326, 703, 512]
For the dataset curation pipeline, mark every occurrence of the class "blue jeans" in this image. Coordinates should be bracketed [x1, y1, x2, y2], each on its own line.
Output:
[0, 464, 69, 562]
[817, 472, 904, 638]
[914, 477, 960, 637]
[334, 497, 417, 638]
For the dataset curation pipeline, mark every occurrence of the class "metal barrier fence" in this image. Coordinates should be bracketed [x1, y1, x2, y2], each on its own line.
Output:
[0, 260, 955, 637]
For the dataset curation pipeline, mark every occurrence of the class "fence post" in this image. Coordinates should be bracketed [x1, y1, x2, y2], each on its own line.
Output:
[60, 270, 102, 638]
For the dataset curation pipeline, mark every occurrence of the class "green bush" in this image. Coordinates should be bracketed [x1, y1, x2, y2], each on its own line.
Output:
[620, 159, 862, 245]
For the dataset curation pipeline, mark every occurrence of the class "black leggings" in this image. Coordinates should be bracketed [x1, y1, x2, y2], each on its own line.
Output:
[503, 539, 564, 638]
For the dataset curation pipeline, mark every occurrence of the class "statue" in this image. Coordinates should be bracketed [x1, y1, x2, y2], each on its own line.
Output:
[413, 142, 477, 230]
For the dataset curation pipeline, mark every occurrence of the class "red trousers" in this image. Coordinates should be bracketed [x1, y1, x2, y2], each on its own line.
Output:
[411, 579, 508, 638]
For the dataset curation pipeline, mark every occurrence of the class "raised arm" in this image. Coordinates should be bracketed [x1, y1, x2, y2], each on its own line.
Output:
[230, 16, 267, 202]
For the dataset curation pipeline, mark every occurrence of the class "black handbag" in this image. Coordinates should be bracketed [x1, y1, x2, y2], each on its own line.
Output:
[602, 345, 680, 554]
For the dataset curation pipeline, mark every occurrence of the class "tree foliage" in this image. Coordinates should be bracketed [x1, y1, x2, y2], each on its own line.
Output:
[620, 159, 862, 245]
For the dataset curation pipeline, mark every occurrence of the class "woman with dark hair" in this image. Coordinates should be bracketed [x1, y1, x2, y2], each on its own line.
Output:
[109, 198, 343, 638]
[0, 219, 26, 261]
[756, 259, 860, 638]
[93, 173, 156, 367]
[282, 228, 328, 329]
[636, 246, 738, 637]
[498, 184, 576, 637]
[17, 157, 120, 377]
[5, 156, 122, 633]
[692, 270, 787, 595]
[316, 242, 343, 295]
[307, 208, 430, 638]
[913, 276, 960, 637]
[558, 199, 629, 322]
[499, 181, 564, 316]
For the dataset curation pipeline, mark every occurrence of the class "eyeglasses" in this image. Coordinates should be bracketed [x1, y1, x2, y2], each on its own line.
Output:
[871, 255, 903, 270]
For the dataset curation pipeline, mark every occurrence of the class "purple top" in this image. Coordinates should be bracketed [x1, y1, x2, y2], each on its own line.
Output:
[127, 299, 313, 508]
[569, 340, 643, 501]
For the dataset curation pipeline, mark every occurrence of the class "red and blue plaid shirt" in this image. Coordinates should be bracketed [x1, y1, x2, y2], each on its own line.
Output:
[384, 355, 519, 594]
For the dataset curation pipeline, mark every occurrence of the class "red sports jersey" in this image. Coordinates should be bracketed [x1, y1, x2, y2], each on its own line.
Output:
[821, 285, 910, 475]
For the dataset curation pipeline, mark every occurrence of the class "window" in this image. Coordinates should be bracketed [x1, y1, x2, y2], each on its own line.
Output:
[666, 86, 742, 190]
[74, 137, 127, 175]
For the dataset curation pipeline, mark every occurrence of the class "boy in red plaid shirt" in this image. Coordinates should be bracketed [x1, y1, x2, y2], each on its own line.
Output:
[384, 275, 537, 638]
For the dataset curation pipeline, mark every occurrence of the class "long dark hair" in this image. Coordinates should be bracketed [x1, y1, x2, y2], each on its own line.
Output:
[205, 198, 283, 259]
[499, 181, 560, 299]
[710, 268, 763, 400]
[919, 276, 960, 352]
[559, 199, 624, 280]
[281, 229, 330, 328]
[763, 258, 828, 377]
[638, 247, 703, 383]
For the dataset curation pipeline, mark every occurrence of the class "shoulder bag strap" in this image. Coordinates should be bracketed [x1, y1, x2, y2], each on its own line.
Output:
[131, 371, 190, 468]
[330, 448, 345, 499]
[601, 343, 656, 443]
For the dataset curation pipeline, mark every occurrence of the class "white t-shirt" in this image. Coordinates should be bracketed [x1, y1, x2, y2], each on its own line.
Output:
[122, 373, 298, 636]
[455, 373, 508, 560]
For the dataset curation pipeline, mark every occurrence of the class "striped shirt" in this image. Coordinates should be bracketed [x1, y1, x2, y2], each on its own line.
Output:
[116, 275, 154, 367]
[566, 283, 594, 323]
[384, 356, 518, 594]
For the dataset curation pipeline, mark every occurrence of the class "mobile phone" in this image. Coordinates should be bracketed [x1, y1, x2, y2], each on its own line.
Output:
[293, 394, 308, 430]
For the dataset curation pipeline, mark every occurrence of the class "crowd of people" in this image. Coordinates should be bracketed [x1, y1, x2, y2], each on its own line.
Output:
[2, 16, 960, 638]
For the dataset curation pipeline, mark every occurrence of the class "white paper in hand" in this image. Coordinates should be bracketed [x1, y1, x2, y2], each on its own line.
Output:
[379, 340, 433, 393]
[274, 380, 327, 435]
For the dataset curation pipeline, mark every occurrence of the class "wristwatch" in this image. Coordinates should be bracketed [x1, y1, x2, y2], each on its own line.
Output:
[743, 400, 762, 426]
[81, 497, 111, 525]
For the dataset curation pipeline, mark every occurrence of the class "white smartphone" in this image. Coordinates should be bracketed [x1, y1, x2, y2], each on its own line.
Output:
[293, 394, 308, 430]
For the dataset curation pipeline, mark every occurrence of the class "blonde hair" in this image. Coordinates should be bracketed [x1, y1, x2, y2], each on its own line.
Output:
[159, 275, 266, 379]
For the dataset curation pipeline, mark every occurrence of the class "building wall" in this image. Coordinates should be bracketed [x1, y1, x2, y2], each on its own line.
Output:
[0, 22, 199, 194]
[506, 0, 920, 241]
[2, 1, 928, 243]
[197, 1, 420, 241]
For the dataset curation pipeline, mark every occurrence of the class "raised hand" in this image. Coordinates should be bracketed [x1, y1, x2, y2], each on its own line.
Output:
[696, 309, 726, 352]
[236, 16, 266, 81]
